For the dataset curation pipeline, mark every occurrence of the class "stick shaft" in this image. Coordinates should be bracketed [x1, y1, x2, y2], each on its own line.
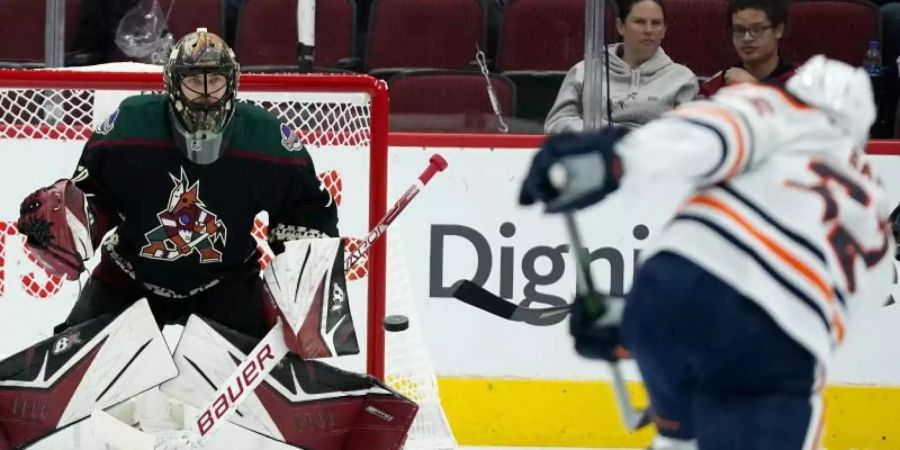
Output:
[345, 154, 447, 271]
[564, 213, 597, 296]
[195, 324, 288, 441]
[562, 212, 648, 431]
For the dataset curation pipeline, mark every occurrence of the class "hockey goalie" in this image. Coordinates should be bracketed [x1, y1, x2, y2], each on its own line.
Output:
[0, 28, 418, 449]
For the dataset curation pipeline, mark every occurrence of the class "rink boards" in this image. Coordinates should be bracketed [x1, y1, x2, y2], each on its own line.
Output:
[2, 135, 900, 449]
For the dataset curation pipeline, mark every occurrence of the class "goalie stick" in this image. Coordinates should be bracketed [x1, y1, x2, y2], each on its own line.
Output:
[345, 154, 448, 272]
[190, 154, 449, 444]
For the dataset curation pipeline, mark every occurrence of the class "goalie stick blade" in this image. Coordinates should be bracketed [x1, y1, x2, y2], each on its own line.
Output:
[451, 280, 570, 326]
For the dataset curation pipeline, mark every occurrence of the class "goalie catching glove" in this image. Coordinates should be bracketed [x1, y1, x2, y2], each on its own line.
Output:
[17, 179, 96, 280]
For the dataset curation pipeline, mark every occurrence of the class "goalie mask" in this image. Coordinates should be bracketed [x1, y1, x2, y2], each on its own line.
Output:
[164, 28, 239, 164]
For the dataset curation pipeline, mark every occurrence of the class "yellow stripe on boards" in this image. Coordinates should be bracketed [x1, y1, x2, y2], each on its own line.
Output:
[437, 378, 900, 449]
[823, 385, 900, 449]
[438, 378, 654, 448]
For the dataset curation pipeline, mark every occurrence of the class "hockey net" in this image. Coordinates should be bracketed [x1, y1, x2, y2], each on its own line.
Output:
[0, 65, 456, 449]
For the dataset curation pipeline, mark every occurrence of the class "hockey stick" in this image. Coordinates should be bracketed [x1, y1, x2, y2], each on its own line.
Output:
[450, 222, 649, 430]
[452, 280, 570, 326]
[345, 154, 448, 272]
[190, 154, 449, 444]
[563, 212, 649, 432]
[578, 0, 649, 432]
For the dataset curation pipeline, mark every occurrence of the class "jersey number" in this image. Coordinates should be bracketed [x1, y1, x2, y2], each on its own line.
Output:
[792, 161, 890, 293]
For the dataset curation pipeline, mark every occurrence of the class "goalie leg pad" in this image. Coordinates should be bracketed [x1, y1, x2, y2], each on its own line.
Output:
[162, 315, 417, 450]
[0, 299, 177, 449]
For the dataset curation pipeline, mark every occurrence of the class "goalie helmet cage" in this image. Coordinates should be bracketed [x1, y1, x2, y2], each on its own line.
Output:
[0, 68, 456, 449]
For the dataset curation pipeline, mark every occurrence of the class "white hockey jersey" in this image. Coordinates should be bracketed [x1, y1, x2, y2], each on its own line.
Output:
[616, 83, 895, 364]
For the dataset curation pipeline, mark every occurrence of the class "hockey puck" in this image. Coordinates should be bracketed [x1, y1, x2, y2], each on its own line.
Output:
[383, 315, 409, 332]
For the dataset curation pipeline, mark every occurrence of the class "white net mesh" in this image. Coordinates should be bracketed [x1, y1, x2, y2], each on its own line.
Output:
[0, 88, 371, 144]
[385, 233, 457, 450]
[0, 89, 94, 139]
[0, 68, 456, 449]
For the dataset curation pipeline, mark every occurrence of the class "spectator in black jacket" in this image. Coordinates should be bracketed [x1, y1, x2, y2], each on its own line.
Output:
[700, 0, 796, 97]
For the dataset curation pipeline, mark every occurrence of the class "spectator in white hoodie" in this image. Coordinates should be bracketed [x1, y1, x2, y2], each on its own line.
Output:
[545, 0, 698, 132]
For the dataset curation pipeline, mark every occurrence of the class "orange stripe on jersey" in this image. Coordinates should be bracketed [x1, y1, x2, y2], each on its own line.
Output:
[833, 315, 845, 343]
[675, 106, 747, 178]
[689, 194, 846, 342]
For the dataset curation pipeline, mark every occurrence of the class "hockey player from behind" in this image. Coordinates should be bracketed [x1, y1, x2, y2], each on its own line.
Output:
[6, 29, 419, 449]
[520, 55, 894, 449]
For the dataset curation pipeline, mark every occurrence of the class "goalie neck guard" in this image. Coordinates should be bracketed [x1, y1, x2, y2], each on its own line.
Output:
[163, 28, 239, 165]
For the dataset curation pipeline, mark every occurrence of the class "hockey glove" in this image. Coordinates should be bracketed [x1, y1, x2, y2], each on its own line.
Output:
[519, 126, 628, 213]
[17, 179, 95, 280]
[570, 292, 629, 362]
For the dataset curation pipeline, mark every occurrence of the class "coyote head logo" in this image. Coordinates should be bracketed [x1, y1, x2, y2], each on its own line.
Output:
[139, 168, 227, 263]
